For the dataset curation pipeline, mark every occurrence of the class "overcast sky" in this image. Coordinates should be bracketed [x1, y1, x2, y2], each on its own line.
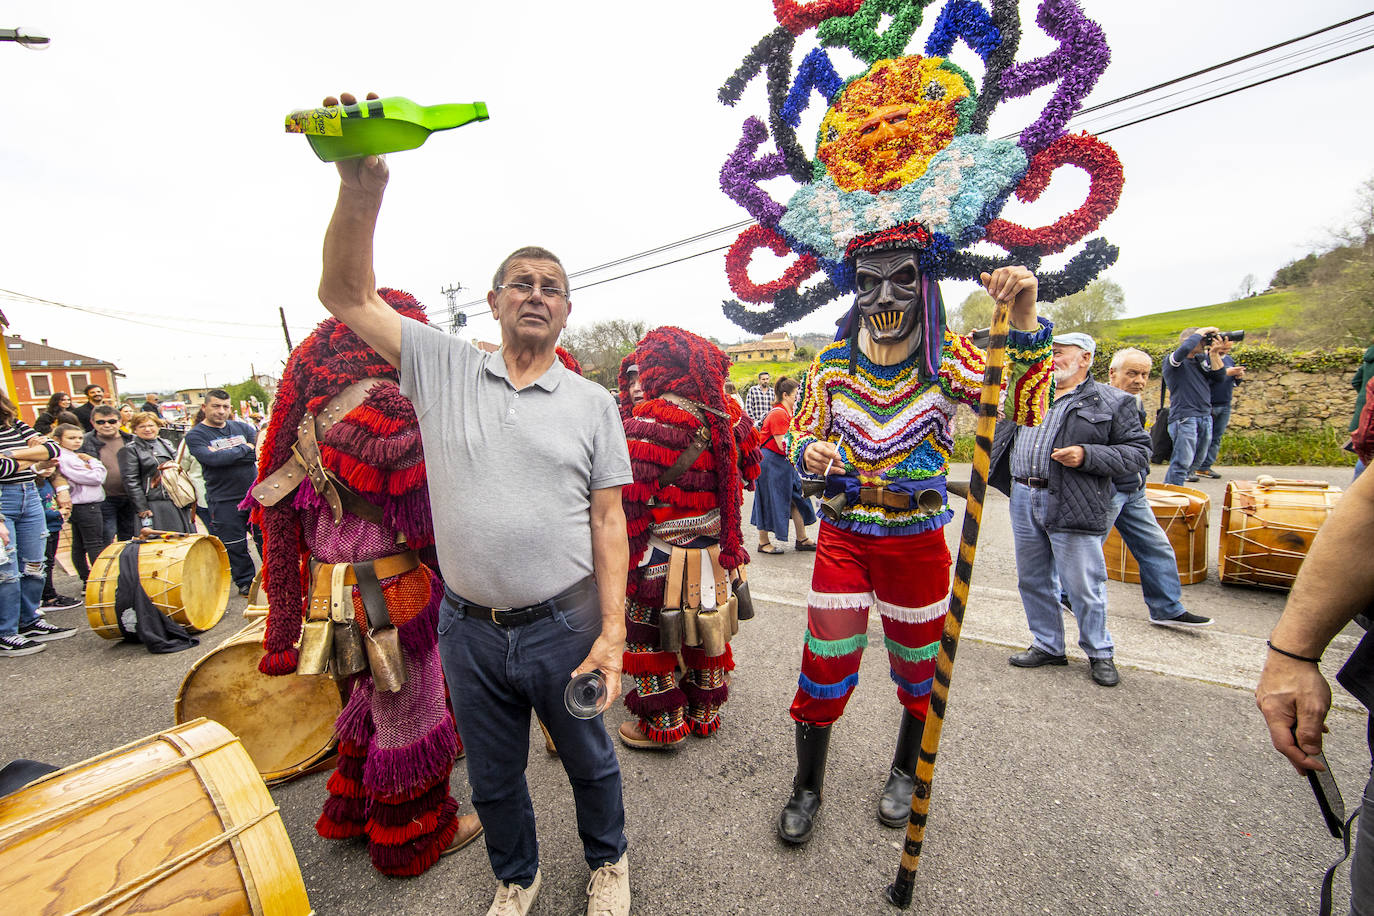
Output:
[2, 1, 1371, 394]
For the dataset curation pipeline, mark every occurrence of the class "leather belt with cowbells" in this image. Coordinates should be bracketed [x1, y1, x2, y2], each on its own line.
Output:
[296, 550, 417, 691]
[657, 545, 739, 656]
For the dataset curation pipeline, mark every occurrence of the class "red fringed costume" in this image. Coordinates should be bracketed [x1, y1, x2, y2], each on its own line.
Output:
[246, 290, 466, 877]
[620, 328, 761, 743]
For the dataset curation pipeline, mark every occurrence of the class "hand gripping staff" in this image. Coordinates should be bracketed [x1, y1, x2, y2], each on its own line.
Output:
[885, 298, 1012, 908]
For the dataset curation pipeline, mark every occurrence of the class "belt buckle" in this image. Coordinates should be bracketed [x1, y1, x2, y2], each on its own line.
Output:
[489, 606, 513, 626]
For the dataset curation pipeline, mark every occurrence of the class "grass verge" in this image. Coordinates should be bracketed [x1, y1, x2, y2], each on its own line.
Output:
[950, 427, 1356, 468]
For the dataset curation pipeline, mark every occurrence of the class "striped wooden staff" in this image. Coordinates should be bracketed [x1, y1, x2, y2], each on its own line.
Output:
[885, 296, 1013, 908]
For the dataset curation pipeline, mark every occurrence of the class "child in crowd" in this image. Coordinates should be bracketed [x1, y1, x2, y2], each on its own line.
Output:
[55, 423, 109, 580]
[34, 463, 80, 610]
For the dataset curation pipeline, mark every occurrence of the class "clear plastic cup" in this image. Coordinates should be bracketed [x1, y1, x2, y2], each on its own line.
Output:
[564, 670, 607, 719]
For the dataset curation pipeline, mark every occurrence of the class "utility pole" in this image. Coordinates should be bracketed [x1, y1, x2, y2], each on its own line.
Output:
[279, 306, 294, 350]
[441, 284, 466, 334]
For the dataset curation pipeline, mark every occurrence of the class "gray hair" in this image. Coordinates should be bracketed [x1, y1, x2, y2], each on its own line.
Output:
[1109, 347, 1152, 371]
[491, 246, 569, 293]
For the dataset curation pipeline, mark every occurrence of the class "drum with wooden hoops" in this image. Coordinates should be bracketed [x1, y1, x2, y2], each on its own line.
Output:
[85, 532, 231, 639]
[1219, 476, 1343, 590]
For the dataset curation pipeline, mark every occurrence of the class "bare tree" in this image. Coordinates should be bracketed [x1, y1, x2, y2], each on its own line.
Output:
[1234, 273, 1258, 299]
[949, 289, 996, 334]
[560, 319, 648, 388]
[1043, 277, 1125, 334]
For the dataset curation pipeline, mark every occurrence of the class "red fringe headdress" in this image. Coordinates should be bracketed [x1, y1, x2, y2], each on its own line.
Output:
[634, 327, 747, 568]
[250, 289, 429, 675]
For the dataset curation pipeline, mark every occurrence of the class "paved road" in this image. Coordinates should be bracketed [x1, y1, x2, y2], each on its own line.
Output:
[4, 464, 1363, 914]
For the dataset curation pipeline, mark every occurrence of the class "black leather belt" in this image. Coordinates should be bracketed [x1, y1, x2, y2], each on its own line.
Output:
[446, 577, 594, 628]
[1015, 476, 1049, 489]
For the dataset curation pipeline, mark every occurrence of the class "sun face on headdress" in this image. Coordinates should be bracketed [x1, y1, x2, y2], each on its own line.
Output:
[717, 0, 1126, 335]
[818, 57, 973, 193]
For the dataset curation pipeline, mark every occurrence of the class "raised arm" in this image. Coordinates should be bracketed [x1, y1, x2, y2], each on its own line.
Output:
[317, 92, 402, 368]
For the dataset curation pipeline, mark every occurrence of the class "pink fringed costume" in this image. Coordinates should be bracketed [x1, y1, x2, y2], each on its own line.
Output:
[246, 290, 466, 877]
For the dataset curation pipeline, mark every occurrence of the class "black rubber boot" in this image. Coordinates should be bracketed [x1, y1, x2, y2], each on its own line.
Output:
[777, 722, 831, 845]
[877, 710, 925, 827]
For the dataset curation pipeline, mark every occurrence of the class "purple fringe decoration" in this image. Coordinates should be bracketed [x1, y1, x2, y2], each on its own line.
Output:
[625, 419, 695, 450]
[368, 780, 451, 826]
[368, 797, 459, 867]
[323, 422, 422, 468]
[636, 576, 666, 603]
[336, 679, 376, 746]
[683, 681, 730, 707]
[293, 483, 328, 513]
[323, 793, 367, 824]
[624, 686, 687, 718]
[363, 715, 460, 797]
[825, 509, 954, 538]
[337, 749, 365, 781]
[625, 620, 660, 644]
[384, 490, 434, 548]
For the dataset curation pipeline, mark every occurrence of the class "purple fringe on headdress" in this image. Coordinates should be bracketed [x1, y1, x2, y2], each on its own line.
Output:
[362, 714, 459, 797]
[624, 686, 687, 717]
[368, 779, 450, 826]
[683, 681, 730, 707]
[336, 679, 376, 746]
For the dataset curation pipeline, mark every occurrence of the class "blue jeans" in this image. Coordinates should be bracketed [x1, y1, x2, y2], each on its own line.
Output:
[1010, 483, 1114, 658]
[209, 498, 258, 588]
[438, 579, 627, 886]
[1166, 415, 1212, 485]
[1105, 488, 1186, 621]
[0, 482, 49, 636]
[100, 493, 137, 544]
[1198, 404, 1231, 472]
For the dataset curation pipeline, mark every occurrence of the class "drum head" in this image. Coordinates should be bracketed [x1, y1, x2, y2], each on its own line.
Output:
[177, 537, 232, 630]
[176, 630, 341, 782]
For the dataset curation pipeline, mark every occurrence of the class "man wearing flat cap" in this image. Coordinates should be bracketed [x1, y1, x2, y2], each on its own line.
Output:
[990, 332, 1151, 687]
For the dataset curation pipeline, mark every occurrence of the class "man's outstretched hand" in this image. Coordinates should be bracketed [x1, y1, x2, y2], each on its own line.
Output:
[325, 92, 389, 195]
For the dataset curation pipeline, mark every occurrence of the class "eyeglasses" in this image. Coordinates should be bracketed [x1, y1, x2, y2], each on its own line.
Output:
[495, 282, 568, 302]
[93, 419, 119, 425]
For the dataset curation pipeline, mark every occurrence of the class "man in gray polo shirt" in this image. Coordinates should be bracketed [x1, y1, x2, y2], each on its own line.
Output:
[312, 92, 632, 916]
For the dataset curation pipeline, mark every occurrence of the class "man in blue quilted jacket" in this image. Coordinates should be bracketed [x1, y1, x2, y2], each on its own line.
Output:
[991, 332, 1151, 688]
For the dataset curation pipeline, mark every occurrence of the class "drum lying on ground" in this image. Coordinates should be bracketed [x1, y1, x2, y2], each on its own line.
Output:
[85, 533, 232, 639]
[1220, 477, 1343, 591]
[175, 618, 342, 785]
[1104, 483, 1209, 586]
[0, 718, 314, 916]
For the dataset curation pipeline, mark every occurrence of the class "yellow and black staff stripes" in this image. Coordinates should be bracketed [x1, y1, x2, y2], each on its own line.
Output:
[885, 299, 1012, 909]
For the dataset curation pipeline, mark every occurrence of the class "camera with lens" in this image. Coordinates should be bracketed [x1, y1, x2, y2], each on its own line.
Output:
[1201, 329, 1244, 345]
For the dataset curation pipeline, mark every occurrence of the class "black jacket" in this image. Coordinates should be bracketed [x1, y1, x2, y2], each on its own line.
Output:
[79, 428, 133, 460]
[118, 436, 177, 514]
[990, 377, 1151, 535]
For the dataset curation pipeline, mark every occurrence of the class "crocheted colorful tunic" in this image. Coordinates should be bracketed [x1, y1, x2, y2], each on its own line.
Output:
[785, 318, 1053, 728]
[249, 293, 463, 878]
[788, 319, 1054, 535]
[620, 395, 761, 743]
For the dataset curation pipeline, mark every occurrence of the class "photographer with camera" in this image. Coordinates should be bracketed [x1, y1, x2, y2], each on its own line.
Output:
[1196, 332, 1245, 479]
[1162, 327, 1220, 485]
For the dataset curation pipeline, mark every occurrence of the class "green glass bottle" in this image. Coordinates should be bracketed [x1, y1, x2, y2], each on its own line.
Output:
[285, 96, 489, 162]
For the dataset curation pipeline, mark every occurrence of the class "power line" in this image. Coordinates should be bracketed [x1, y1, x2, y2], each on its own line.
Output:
[0, 288, 307, 343]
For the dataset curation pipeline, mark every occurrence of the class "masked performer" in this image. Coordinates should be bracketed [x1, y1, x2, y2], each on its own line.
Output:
[618, 328, 761, 748]
[248, 289, 482, 876]
[713, 3, 1127, 844]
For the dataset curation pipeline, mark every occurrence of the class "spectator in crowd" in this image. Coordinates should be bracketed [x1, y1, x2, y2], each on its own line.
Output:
[1255, 469, 1374, 909]
[745, 370, 773, 426]
[1351, 340, 1374, 480]
[750, 376, 817, 555]
[79, 404, 136, 556]
[33, 393, 75, 436]
[178, 408, 213, 531]
[1162, 327, 1219, 485]
[55, 423, 109, 584]
[993, 333, 1150, 687]
[117, 403, 136, 434]
[119, 412, 193, 533]
[33, 461, 80, 611]
[724, 380, 744, 412]
[1105, 349, 1213, 628]
[0, 393, 75, 657]
[1195, 335, 1244, 479]
[185, 389, 261, 595]
[140, 392, 164, 419]
[71, 384, 106, 432]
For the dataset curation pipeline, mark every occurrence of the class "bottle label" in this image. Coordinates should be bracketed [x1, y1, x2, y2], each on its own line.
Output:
[285, 107, 343, 137]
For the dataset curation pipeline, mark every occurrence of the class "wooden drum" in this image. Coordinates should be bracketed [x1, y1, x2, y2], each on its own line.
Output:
[175, 618, 342, 785]
[1104, 483, 1210, 586]
[1220, 476, 1343, 591]
[86, 533, 232, 639]
[0, 718, 314, 916]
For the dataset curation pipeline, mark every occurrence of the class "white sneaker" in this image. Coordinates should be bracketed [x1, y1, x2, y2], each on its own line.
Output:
[487, 869, 541, 916]
[586, 852, 630, 916]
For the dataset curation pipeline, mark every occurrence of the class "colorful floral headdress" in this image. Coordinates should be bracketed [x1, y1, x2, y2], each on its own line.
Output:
[718, 0, 1124, 333]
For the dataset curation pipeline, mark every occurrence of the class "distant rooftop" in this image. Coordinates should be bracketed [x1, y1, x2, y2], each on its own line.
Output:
[6, 334, 118, 369]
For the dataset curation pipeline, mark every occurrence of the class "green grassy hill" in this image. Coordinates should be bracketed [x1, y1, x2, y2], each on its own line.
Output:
[1098, 290, 1298, 343]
